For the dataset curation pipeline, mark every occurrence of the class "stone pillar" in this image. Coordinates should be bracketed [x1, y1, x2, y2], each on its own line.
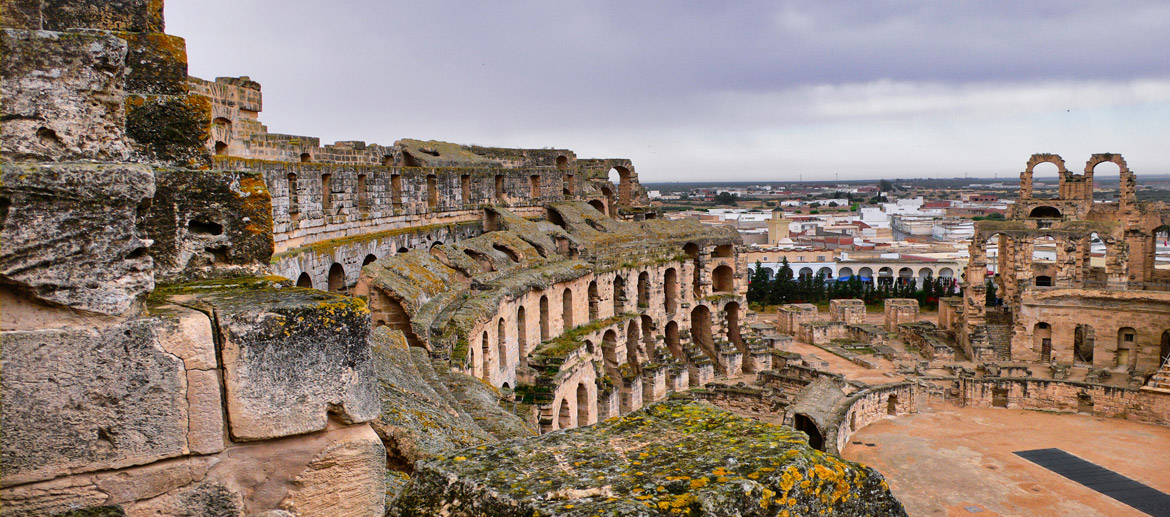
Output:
[829, 299, 866, 325]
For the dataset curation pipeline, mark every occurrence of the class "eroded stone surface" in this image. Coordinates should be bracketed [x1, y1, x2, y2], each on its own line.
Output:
[0, 162, 154, 316]
[278, 424, 386, 517]
[156, 278, 378, 440]
[0, 319, 187, 486]
[391, 400, 906, 516]
[0, 29, 131, 162]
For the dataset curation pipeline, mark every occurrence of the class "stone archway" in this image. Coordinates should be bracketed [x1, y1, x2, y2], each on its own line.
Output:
[327, 263, 346, 293]
[296, 272, 313, 288]
[793, 413, 823, 451]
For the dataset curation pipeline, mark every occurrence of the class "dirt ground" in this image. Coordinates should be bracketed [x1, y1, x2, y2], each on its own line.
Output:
[841, 403, 1170, 517]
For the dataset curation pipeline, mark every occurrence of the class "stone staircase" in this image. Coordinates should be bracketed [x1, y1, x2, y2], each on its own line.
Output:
[1147, 357, 1170, 390]
[984, 324, 1013, 360]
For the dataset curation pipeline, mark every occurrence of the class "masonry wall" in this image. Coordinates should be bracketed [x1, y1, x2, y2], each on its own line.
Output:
[960, 378, 1170, 427]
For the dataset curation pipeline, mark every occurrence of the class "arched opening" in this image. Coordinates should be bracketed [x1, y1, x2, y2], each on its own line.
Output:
[609, 166, 632, 205]
[897, 267, 913, 286]
[296, 272, 313, 288]
[576, 383, 589, 426]
[665, 321, 682, 360]
[612, 276, 626, 314]
[918, 267, 933, 284]
[481, 330, 491, 377]
[495, 174, 506, 202]
[1027, 161, 1061, 199]
[602, 330, 619, 370]
[713, 244, 733, 258]
[300, 152, 311, 163]
[712, 265, 734, 293]
[725, 301, 743, 356]
[492, 243, 520, 262]
[641, 314, 655, 358]
[1117, 327, 1136, 369]
[320, 173, 333, 211]
[401, 151, 419, 167]
[546, 207, 567, 230]
[684, 243, 701, 298]
[516, 306, 527, 368]
[1033, 235, 1057, 263]
[399, 246, 411, 254]
[816, 267, 832, 280]
[838, 267, 855, 280]
[362, 254, 377, 266]
[887, 394, 898, 415]
[877, 267, 894, 286]
[626, 319, 642, 371]
[588, 199, 606, 214]
[1074, 324, 1096, 365]
[637, 271, 650, 307]
[327, 263, 346, 293]
[497, 318, 508, 370]
[556, 155, 568, 169]
[562, 288, 574, 331]
[539, 295, 550, 341]
[464, 249, 495, 273]
[858, 267, 874, 283]
[1034, 322, 1052, 362]
[793, 413, 823, 451]
[798, 267, 814, 279]
[664, 268, 678, 313]
[588, 281, 599, 321]
[558, 397, 572, 430]
[690, 305, 714, 359]
[214, 141, 228, 155]
[1028, 206, 1062, 218]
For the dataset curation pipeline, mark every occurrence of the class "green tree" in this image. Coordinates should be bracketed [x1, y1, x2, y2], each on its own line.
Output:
[747, 261, 771, 304]
[714, 192, 738, 205]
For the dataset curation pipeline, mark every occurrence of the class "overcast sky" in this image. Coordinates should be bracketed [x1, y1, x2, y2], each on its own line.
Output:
[167, 1, 1170, 182]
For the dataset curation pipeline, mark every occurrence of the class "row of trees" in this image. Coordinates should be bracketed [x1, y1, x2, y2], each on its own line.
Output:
[747, 259, 958, 309]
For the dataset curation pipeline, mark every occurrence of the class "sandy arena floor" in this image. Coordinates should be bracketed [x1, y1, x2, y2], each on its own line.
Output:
[841, 403, 1170, 517]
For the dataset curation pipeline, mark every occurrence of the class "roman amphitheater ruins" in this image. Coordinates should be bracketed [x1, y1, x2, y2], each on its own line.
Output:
[1, 1, 1167, 516]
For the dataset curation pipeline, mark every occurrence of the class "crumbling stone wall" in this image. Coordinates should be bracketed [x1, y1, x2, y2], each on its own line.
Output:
[960, 378, 1170, 426]
[0, 3, 388, 514]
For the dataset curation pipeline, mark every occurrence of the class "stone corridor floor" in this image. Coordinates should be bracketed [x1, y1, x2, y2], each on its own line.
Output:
[841, 403, 1170, 517]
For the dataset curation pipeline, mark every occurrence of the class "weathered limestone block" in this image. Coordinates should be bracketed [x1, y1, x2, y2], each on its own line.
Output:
[0, 30, 131, 162]
[159, 278, 378, 440]
[829, 298, 866, 325]
[391, 401, 906, 516]
[0, 163, 155, 316]
[125, 94, 212, 168]
[147, 168, 274, 283]
[0, 319, 188, 486]
[884, 298, 920, 331]
[30, 0, 165, 32]
[123, 480, 244, 517]
[277, 424, 386, 517]
[116, 32, 188, 96]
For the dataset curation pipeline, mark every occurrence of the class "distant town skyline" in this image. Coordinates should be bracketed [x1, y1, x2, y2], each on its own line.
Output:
[168, 1, 1170, 182]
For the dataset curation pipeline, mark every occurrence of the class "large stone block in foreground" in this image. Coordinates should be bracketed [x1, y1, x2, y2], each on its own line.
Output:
[391, 400, 906, 516]
[0, 163, 155, 316]
[159, 278, 379, 440]
[1, 319, 189, 486]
